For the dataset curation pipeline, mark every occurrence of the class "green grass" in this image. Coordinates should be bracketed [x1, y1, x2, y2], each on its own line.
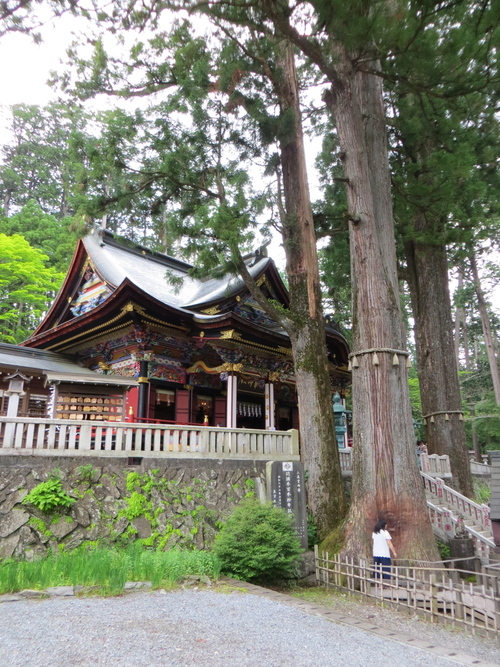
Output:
[473, 479, 491, 505]
[0, 544, 221, 596]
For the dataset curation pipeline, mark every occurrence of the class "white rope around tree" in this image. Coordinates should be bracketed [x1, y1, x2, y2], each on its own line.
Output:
[348, 347, 411, 370]
[422, 410, 464, 424]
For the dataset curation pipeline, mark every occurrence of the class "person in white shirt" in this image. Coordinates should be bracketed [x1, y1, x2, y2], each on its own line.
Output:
[372, 518, 397, 587]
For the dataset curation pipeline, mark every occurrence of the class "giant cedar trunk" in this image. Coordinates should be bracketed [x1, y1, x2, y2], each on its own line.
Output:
[405, 232, 473, 497]
[326, 53, 438, 560]
[277, 42, 346, 537]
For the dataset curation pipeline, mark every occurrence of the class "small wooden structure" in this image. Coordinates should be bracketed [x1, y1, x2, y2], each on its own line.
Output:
[0, 343, 136, 420]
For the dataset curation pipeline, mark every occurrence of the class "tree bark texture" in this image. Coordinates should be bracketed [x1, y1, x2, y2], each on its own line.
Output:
[457, 290, 481, 463]
[326, 53, 438, 561]
[276, 42, 346, 538]
[470, 252, 500, 407]
[405, 230, 473, 497]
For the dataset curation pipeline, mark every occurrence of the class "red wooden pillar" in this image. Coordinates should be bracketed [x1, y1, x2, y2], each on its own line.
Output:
[176, 388, 191, 424]
[125, 387, 139, 422]
[214, 396, 226, 427]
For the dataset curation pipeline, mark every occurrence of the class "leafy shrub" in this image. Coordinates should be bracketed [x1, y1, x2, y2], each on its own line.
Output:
[76, 464, 97, 483]
[22, 479, 75, 513]
[213, 498, 303, 583]
[436, 539, 451, 561]
[473, 480, 491, 505]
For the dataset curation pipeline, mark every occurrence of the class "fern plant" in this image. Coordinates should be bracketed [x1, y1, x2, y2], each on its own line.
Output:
[22, 479, 75, 513]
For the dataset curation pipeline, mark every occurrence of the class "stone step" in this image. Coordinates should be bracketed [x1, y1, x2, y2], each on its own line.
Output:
[426, 503, 493, 540]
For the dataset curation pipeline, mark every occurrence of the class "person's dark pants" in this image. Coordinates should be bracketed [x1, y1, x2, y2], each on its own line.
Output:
[373, 556, 391, 580]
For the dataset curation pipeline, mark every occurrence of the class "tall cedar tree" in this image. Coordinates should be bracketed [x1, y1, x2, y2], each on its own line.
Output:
[261, 0, 440, 559]
[267, 0, 499, 547]
[385, 6, 500, 497]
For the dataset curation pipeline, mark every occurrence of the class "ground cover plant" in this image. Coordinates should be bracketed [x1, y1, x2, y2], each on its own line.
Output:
[0, 544, 221, 596]
[22, 477, 75, 513]
[213, 498, 303, 584]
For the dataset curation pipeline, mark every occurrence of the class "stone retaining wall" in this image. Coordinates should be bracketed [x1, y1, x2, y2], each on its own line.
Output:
[0, 456, 266, 560]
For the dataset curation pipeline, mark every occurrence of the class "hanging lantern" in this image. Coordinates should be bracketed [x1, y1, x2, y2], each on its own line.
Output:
[352, 356, 359, 368]
[392, 354, 399, 366]
[430, 415, 435, 423]
[445, 413, 450, 421]
[459, 413, 464, 421]
[423, 418, 427, 425]
[406, 357, 412, 368]
[348, 360, 352, 371]
[372, 352, 380, 366]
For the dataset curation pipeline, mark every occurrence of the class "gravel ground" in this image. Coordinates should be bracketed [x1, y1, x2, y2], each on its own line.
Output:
[1, 589, 497, 667]
[289, 587, 500, 665]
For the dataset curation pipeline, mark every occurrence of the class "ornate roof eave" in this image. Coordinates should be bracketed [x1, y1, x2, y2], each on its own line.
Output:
[325, 327, 350, 365]
[187, 259, 290, 313]
[23, 279, 193, 353]
[194, 310, 350, 365]
[30, 239, 90, 337]
[192, 310, 291, 351]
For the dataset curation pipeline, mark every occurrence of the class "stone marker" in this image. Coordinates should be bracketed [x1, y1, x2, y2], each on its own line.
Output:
[266, 461, 308, 549]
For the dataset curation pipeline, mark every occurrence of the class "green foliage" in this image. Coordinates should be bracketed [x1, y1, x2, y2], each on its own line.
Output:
[126, 471, 141, 492]
[117, 469, 220, 550]
[122, 491, 151, 521]
[0, 201, 78, 272]
[436, 540, 451, 561]
[460, 367, 500, 452]
[243, 477, 255, 498]
[0, 544, 221, 594]
[407, 369, 424, 439]
[307, 510, 319, 549]
[0, 103, 84, 220]
[28, 517, 53, 539]
[76, 464, 98, 483]
[473, 480, 491, 506]
[0, 233, 64, 342]
[213, 498, 303, 583]
[22, 478, 75, 513]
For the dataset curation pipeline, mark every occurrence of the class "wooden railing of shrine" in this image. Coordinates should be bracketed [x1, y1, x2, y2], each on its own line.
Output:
[0, 417, 299, 461]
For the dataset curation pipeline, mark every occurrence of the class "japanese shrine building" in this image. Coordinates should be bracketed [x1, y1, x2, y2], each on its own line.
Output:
[20, 226, 350, 430]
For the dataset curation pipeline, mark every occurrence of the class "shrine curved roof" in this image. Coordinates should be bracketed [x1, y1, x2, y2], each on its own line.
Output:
[84, 230, 273, 313]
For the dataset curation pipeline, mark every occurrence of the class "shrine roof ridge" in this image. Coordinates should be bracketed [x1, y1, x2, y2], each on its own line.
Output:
[85, 227, 275, 312]
[94, 227, 194, 273]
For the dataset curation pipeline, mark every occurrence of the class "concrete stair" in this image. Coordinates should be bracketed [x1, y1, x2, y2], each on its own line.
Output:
[425, 489, 495, 549]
